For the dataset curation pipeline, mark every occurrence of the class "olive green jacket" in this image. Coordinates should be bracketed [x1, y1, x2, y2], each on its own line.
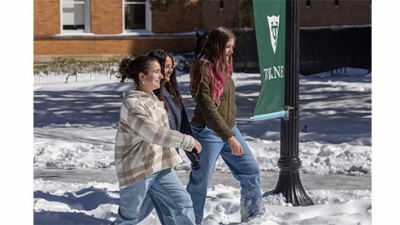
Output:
[190, 60, 237, 142]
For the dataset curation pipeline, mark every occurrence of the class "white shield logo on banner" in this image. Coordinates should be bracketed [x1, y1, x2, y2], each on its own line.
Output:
[267, 15, 280, 54]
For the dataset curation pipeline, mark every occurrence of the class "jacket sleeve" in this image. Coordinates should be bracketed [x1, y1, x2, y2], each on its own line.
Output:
[191, 61, 235, 141]
[123, 98, 195, 151]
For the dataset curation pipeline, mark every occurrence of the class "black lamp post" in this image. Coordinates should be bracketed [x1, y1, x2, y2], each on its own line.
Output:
[272, 0, 314, 206]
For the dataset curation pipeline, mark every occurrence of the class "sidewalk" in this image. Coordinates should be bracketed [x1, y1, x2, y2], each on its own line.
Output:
[34, 168, 371, 191]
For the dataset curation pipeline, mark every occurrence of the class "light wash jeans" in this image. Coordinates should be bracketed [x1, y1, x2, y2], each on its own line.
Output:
[186, 124, 265, 224]
[114, 168, 196, 225]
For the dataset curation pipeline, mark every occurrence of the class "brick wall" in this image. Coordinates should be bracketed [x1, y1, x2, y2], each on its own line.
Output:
[152, 0, 202, 33]
[34, 0, 60, 36]
[91, 0, 122, 34]
[201, 0, 246, 29]
[33, 0, 370, 63]
[34, 36, 196, 62]
[201, 0, 371, 29]
[33, 0, 198, 62]
[299, 0, 371, 27]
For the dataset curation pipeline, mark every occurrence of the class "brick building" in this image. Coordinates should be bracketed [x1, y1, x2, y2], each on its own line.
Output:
[33, 0, 371, 63]
[34, 0, 202, 62]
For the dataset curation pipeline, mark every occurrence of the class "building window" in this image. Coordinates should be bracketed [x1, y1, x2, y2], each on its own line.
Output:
[61, 0, 91, 34]
[124, 0, 151, 32]
[306, 0, 311, 7]
[334, 0, 339, 7]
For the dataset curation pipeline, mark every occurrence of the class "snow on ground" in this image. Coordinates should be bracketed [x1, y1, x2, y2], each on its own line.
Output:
[30, 67, 373, 224]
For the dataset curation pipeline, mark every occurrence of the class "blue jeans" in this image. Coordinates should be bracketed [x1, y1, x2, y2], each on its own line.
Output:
[186, 124, 265, 224]
[114, 168, 196, 225]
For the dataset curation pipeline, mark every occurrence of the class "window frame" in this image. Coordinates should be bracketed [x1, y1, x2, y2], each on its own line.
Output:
[60, 0, 91, 34]
[123, 0, 152, 34]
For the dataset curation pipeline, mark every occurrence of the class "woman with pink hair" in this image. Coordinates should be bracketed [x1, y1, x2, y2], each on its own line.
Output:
[186, 27, 265, 224]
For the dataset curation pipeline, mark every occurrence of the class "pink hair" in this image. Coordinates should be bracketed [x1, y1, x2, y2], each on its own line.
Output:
[190, 27, 235, 105]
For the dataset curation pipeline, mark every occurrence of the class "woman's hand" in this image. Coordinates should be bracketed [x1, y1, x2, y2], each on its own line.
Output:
[194, 139, 202, 153]
[228, 136, 243, 156]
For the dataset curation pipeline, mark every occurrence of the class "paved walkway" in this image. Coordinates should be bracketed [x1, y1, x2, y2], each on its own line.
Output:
[34, 168, 371, 191]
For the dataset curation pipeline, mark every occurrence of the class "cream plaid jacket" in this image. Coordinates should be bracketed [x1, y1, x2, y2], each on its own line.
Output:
[114, 90, 195, 188]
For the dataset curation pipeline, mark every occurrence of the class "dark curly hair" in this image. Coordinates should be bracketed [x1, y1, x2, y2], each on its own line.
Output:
[118, 55, 158, 85]
[147, 49, 183, 111]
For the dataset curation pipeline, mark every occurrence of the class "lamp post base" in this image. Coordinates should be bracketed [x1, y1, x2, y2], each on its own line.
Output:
[273, 170, 314, 206]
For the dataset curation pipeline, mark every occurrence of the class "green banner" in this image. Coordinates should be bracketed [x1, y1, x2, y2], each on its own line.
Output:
[252, 0, 286, 121]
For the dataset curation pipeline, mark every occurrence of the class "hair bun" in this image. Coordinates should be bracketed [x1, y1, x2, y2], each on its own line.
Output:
[119, 58, 132, 77]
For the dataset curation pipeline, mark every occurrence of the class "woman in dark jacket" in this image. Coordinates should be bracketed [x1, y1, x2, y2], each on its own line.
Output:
[147, 49, 201, 170]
